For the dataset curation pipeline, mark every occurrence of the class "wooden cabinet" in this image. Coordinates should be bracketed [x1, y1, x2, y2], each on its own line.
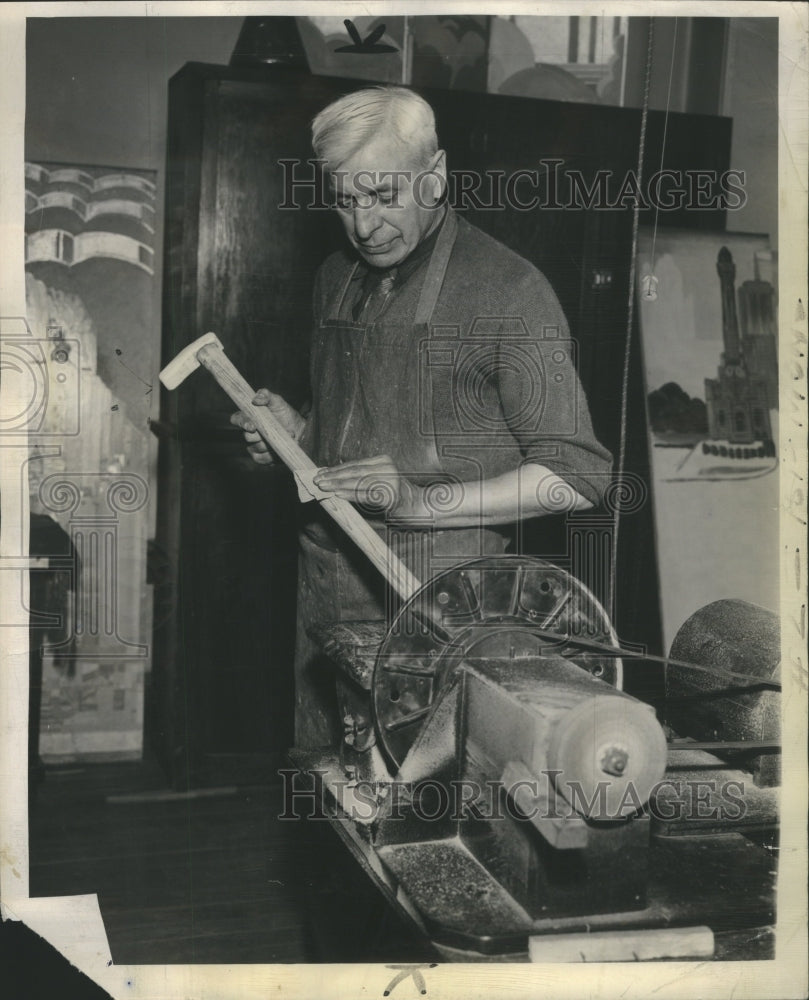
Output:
[153, 62, 730, 786]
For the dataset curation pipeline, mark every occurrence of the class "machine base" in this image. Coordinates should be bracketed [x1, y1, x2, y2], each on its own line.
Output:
[288, 749, 775, 960]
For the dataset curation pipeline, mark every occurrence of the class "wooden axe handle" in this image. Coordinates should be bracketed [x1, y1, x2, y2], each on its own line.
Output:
[196, 342, 421, 604]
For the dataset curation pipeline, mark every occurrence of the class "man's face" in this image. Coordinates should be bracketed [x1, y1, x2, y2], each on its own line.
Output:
[329, 133, 446, 269]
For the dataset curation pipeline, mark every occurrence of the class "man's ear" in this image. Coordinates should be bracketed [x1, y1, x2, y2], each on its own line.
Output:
[427, 149, 447, 204]
[431, 149, 447, 180]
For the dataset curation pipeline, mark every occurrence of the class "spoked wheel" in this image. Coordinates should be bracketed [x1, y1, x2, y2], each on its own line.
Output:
[372, 555, 622, 770]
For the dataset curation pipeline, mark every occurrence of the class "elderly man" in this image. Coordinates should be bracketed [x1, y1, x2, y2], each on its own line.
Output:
[233, 86, 612, 747]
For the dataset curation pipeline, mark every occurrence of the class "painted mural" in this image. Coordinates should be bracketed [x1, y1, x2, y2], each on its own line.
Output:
[24, 162, 156, 761]
[637, 227, 779, 649]
[297, 14, 626, 103]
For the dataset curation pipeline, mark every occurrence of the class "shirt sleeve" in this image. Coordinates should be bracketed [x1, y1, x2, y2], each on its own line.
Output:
[495, 271, 613, 507]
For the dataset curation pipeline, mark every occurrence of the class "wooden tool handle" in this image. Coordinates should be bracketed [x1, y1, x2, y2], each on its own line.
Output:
[196, 342, 421, 604]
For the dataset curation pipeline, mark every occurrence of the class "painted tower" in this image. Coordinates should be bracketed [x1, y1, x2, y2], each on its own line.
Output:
[704, 247, 774, 447]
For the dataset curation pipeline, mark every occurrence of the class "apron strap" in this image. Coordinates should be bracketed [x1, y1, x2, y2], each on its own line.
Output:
[414, 208, 459, 327]
[415, 209, 459, 476]
[332, 260, 360, 319]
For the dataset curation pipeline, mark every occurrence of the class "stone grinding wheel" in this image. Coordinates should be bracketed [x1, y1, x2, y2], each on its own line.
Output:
[372, 555, 624, 771]
[666, 598, 780, 776]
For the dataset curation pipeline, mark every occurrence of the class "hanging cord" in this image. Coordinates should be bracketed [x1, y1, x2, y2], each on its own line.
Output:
[649, 17, 679, 276]
[609, 19, 655, 617]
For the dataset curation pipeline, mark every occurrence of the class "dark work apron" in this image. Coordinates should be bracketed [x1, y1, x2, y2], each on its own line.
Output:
[293, 211, 507, 748]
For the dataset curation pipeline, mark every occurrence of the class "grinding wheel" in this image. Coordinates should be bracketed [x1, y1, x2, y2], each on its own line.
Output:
[372, 555, 622, 769]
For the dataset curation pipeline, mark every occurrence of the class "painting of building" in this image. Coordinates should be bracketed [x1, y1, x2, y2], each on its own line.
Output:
[703, 245, 776, 452]
[637, 227, 779, 652]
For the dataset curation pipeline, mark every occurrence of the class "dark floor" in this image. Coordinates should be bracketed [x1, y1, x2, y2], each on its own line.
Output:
[28, 758, 436, 965]
[26, 757, 779, 967]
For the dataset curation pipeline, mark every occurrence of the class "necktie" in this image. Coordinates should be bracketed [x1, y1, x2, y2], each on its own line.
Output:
[353, 268, 398, 323]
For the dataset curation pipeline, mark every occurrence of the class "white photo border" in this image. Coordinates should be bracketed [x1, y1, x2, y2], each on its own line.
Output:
[1, 3, 806, 998]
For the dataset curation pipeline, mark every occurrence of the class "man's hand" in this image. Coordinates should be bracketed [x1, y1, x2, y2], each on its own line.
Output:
[230, 388, 305, 465]
[313, 454, 409, 512]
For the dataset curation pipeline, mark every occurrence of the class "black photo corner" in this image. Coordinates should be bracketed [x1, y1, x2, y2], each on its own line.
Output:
[9, 9, 789, 977]
[0, 919, 113, 1000]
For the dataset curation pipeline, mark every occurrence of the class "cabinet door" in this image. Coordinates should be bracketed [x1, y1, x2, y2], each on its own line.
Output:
[429, 90, 728, 672]
[155, 66, 353, 786]
[427, 90, 659, 660]
[154, 65, 729, 783]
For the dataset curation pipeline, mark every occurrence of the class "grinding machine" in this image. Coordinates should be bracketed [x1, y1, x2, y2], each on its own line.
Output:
[161, 333, 781, 964]
[292, 557, 781, 962]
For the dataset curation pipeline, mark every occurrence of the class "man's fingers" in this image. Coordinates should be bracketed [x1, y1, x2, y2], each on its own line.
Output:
[314, 456, 400, 507]
[314, 464, 354, 480]
[315, 481, 376, 498]
[313, 470, 399, 506]
[253, 388, 288, 414]
[230, 410, 258, 433]
[315, 470, 378, 488]
[248, 445, 273, 464]
[319, 454, 391, 472]
[316, 485, 398, 509]
[233, 398, 275, 465]
[319, 486, 364, 500]
[314, 457, 392, 482]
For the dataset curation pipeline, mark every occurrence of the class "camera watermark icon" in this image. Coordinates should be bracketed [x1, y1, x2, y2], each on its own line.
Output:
[0, 316, 81, 435]
[421, 318, 578, 442]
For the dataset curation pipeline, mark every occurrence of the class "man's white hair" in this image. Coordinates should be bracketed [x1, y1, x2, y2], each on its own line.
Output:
[311, 86, 439, 169]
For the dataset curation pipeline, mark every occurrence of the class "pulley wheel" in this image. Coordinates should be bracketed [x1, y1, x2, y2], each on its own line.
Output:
[372, 555, 622, 770]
